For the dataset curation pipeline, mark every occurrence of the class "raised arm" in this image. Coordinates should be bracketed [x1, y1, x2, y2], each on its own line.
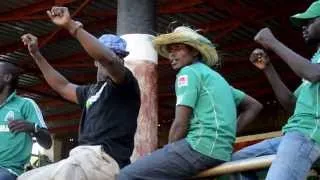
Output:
[46, 6, 126, 84]
[21, 34, 79, 104]
[250, 48, 296, 113]
[254, 28, 320, 83]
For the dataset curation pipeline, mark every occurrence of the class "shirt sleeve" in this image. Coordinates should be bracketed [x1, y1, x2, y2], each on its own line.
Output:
[112, 67, 140, 98]
[293, 83, 303, 97]
[175, 68, 200, 108]
[231, 87, 246, 106]
[76, 85, 91, 109]
[22, 98, 47, 128]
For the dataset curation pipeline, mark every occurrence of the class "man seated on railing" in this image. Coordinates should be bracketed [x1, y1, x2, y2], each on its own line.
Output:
[232, 1, 320, 179]
[18, 6, 140, 180]
[0, 61, 52, 180]
[118, 25, 263, 180]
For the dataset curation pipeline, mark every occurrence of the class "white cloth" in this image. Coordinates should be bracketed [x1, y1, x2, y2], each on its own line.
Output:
[18, 145, 119, 180]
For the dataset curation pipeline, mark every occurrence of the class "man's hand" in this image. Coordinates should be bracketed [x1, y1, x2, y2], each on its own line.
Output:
[254, 28, 278, 49]
[249, 48, 270, 70]
[46, 6, 72, 28]
[8, 120, 35, 134]
[21, 33, 39, 55]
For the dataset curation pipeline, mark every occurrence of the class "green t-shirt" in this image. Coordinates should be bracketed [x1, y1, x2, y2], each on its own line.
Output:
[176, 62, 246, 161]
[283, 51, 320, 144]
[0, 92, 46, 175]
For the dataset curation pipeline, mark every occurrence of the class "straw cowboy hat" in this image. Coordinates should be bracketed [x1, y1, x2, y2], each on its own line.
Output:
[153, 26, 219, 66]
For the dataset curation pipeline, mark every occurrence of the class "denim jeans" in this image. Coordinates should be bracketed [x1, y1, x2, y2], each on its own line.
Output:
[118, 139, 224, 180]
[0, 167, 17, 180]
[231, 131, 320, 180]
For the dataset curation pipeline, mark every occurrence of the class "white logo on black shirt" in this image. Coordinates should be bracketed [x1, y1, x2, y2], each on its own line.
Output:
[86, 83, 107, 109]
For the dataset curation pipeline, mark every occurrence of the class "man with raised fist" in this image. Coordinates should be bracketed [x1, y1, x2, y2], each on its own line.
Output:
[232, 1, 320, 179]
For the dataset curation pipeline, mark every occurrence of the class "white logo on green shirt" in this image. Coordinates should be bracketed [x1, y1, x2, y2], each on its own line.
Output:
[0, 111, 14, 132]
[0, 125, 9, 132]
[177, 75, 188, 87]
[4, 111, 14, 122]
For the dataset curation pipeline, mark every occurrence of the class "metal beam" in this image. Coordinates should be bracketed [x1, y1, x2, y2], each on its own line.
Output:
[38, 98, 71, 107]
[196, 1, 305, 44]
[159, 7, 211, 14]
[49, 125, 78, 134]
[0, 17, 115, 56]
[0, 0, 76, 22]
[39, 0, 93, 47]
[46, 112, 81, 122]
[159, 0, 204, 13]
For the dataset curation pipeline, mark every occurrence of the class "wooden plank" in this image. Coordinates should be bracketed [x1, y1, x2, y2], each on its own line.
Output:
[194, 155, 275, 178]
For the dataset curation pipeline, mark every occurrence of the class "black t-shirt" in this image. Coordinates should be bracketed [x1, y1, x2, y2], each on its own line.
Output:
[76, 68, 140, 168]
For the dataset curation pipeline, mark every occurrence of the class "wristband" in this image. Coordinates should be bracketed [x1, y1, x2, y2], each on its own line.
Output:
[69, 21, 83, 36]
[34, 123, 39, 134]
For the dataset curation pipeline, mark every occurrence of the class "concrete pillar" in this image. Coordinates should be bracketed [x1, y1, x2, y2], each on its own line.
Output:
[117, 0, 155, 35]
[117, 0, 158, 161]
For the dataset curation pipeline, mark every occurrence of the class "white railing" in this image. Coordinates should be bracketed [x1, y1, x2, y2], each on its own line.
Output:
[194, 155, 275, 178]
[194, 131, 282, 178]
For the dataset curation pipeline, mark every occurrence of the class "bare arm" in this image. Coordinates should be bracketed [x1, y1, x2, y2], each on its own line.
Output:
[263, 64, 296, 113]
[250, 48, 296, 113]
[34, 128, 52, 149]
[270, 41, 320, 82]
[21, 34, 79, 104]
[47, 7, 126, 84]
[255, 28, 320, 83]
[236, 95, 263, 134]
[168, 105, 192, 143]
[8, 120, 52, 149]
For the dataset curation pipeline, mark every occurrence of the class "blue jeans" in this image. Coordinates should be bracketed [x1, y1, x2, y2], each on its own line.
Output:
[231, 131, 320, 180]
[118, 139, 224, 180]
[0, 167, 17, 180]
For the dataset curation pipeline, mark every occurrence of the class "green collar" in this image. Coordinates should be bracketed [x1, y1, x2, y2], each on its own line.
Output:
[0, 91, 16, 107]
[312, 49, 320, 61]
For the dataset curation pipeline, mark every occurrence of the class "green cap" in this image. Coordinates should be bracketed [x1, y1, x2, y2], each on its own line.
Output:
[291, 1, 320, 27]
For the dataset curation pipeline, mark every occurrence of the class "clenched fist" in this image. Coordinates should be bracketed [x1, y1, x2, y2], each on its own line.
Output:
[46, 6, 83, 36]
[21, 33, 39, 55]
[46, 6, 72, 28]
[249, 48, 270, 70]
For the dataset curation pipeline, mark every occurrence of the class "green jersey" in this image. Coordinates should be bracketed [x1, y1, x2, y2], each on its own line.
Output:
[0, 92, 47, 175]
[176, 62, 245, 161]
[283, 50, 320, 145]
